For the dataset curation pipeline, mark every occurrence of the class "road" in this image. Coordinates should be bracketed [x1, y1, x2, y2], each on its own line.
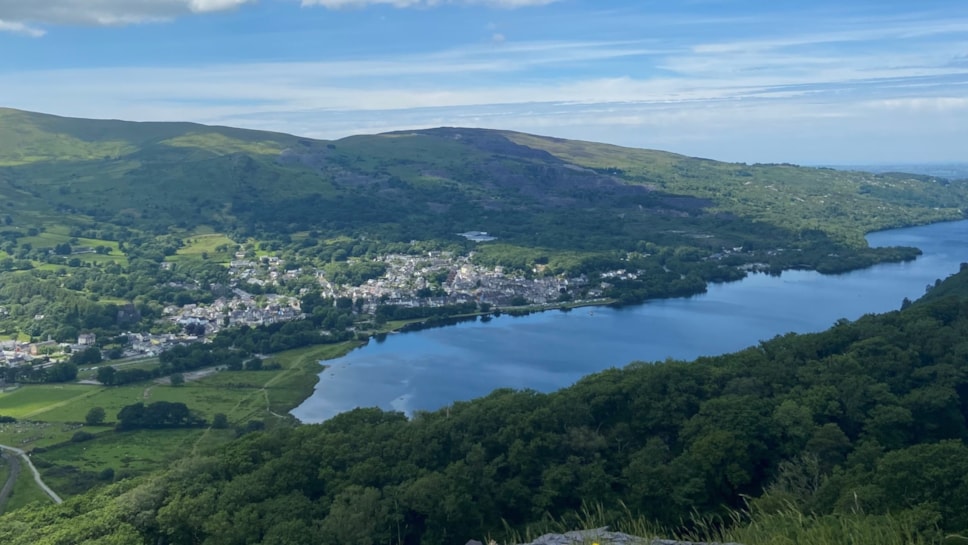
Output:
[0, 450, 21, 513]
[0, 444, 63, 505]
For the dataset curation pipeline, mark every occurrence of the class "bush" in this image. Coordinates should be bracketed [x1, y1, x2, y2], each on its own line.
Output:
[85, 406, 106, 426]
[212, 413, 229, 429]
[71, 431, 95, 443]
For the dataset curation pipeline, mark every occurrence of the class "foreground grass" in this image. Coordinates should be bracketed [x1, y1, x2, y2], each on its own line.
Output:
[502, 503, 948, 545]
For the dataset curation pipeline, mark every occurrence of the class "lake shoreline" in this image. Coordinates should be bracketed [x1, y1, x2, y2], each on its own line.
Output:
[292, 219, 968, 423]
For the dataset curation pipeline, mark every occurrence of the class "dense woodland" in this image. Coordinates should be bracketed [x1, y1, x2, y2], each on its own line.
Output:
[2, 267, 967, 544]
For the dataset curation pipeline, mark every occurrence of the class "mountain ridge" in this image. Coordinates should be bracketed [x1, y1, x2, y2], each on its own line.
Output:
[0, 107, 966, 310]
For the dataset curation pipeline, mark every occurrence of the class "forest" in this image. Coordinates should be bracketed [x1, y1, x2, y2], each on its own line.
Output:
[2, 266, 966, 544]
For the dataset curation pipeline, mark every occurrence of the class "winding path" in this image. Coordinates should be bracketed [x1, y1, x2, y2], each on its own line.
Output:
[0, 450, 21, 513]
[0, 444, 62, 505]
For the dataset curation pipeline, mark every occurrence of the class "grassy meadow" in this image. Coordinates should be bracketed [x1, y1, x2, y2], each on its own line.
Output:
[168, 233, 237, 263]
[0, 340, 359, 505]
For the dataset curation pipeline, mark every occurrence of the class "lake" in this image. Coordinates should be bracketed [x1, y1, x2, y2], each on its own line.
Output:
[292, 220, 968, 423]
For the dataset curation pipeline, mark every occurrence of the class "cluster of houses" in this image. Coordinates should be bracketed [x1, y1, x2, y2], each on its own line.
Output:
[321, 253, 589, 309]
[224, 249, 593, 310]
[165, 291, 303, 335]
[0, 333, 98, 367]
[228, 255, 300, 287]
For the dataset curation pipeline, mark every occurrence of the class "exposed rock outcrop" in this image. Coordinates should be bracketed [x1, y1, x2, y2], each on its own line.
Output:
[467, 527, 740, 545]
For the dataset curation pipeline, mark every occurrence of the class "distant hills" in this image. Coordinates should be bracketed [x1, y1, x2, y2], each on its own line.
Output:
[1, 107, 965, 249]
[827, 162, 968, 180]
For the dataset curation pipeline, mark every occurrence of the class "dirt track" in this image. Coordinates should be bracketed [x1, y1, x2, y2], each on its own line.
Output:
[0, 444, 62, 505]
[0, 450, 22, 514]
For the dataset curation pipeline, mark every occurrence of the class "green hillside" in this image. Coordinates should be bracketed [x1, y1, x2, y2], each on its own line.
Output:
[0, 107, 296, 165]
[505, 131, 968, 245]
[0, 109, 964, 247]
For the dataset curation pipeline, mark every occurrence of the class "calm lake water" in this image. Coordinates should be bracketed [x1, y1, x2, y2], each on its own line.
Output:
[292, 220, 968, 422]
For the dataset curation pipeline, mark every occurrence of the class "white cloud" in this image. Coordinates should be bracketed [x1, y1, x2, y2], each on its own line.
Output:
[0, 0, 253, 28]
[300, 0, 559, 7]
[0, 0, 556, 33]
[0, 19, 45, 37]
[189, 0, 252, 12]
[865, 97, 968, 112]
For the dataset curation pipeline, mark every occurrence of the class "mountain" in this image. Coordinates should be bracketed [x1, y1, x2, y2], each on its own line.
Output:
[1, 108, 965, 250]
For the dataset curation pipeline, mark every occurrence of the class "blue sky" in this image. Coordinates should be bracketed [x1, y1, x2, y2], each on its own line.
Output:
[1, 0, 967, 164]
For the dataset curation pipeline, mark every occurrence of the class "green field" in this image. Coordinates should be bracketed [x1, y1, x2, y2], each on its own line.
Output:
[0, 341, 360, 505]
[19, 225, 125, 262]
[35, 428, 210, 485]
[0, 385, 97, 420]
[168, 233, 237, 263]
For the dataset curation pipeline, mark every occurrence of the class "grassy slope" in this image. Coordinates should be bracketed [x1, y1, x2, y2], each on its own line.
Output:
[0, 108, 298, 166]
[0, 108, 307, 231]
[504, 131, 967, 244]
[0, 108, 964, 248]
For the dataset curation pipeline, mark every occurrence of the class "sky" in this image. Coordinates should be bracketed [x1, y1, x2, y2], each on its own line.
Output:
[1, 0, 967, 164]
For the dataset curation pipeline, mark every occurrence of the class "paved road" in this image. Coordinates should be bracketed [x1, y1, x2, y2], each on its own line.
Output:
[0, 444, 62, 505]
[0, 450, 22, 513]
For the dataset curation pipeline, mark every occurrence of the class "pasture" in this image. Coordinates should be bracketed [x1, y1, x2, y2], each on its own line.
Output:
[0, 341, 357, 503]
[168, 233, 236, 263]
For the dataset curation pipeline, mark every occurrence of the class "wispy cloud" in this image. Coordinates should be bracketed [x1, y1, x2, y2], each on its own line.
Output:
[692, 20, 968, 54]
[0, 0, 557, 34]
[0, 0, 254, 27]
[301, 0, 559, 7]
[4, 34, 964, 117]
[0, 19, 44, 37]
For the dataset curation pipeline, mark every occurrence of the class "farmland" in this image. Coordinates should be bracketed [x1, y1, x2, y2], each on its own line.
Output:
[0, 340, 358, 503]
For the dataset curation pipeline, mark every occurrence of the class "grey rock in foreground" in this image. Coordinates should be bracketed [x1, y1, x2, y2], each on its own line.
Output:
[497, 527, 741, 545]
